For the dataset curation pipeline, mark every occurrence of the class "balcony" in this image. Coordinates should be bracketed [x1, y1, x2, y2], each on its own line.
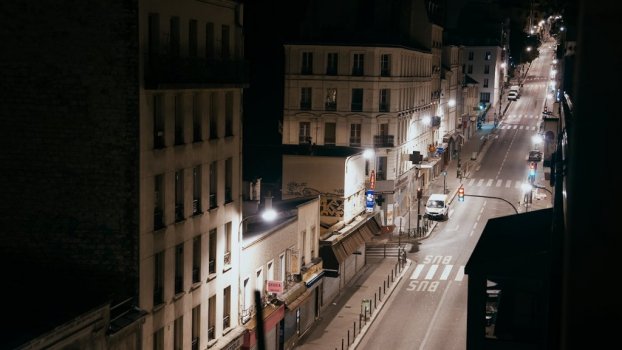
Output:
[145, 55, 249, 89]
[208, 325, 215, 341]
[325, 102, 337, 111]
[209, 193, 217, 209]
[373, 135, 394, 147]
[192, 199, 201, 215]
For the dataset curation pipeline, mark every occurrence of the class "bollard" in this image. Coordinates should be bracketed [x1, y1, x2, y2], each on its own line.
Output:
[342, 338, 344, 350]
[374, 294, 377, 308]
[379, 286, 382, 300]
[354, 321, 356, 337]
[348, 330, 350, 346]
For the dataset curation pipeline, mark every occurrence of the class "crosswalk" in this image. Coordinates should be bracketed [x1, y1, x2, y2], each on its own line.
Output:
[410, 263, 465, 282]
[406, 261, 466, 292]
[463, 177, 526, 189]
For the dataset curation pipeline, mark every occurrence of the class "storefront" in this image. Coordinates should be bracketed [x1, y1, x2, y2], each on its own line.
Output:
[242, 303, 285, 350]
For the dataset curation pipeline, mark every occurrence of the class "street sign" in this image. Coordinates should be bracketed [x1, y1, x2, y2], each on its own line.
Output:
[366, 189, 375, 212]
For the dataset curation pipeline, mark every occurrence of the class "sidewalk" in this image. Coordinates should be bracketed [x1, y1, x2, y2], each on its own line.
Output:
[294, 127, 499, 350]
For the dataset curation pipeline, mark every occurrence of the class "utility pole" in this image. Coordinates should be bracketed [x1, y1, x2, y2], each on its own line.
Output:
[416, 188, 422, 234]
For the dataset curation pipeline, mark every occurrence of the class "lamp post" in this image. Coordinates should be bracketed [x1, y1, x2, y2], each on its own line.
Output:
[521, 183, 533, 212]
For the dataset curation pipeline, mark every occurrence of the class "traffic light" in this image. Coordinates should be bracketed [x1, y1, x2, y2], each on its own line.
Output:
[458, 186, 465, 202]
[416, 187, 423, 199]
[529, 162, 536, 176]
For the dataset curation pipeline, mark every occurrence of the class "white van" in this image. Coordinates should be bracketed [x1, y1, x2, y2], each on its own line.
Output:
[425, 193, 449, 220]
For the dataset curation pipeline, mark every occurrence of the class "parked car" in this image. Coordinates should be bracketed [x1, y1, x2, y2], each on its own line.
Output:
[507, 91, 519, 100]
[527, 150, 542, 162]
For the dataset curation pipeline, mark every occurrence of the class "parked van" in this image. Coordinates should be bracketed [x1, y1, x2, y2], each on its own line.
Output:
[425, 193, 449, 220]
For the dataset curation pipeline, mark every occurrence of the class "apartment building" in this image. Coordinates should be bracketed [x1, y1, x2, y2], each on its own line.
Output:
[141, 0, 247, 349]
[1, 0, 248, 349]
[239, 196, 322, 350]
[462, 45, 507, 109]
[281, 43, 439, 227]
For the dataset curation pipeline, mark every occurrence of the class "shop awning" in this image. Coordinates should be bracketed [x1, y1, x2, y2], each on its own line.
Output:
[319, 214, 382, 272]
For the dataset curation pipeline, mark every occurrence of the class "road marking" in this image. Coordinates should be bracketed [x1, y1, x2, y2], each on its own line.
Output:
[439, 265, 453, 280]
[486, 179, 493, 186]
[515, 182, 522, 189]
[425, 264, 438, 280]
[505, 180, 511, 188]
[496, 179, 503, 187]
[410, 264, 424, 279]
[477, 179, 484, 186]
[468, 178, 475, 186]
[455, 266, 465, 281]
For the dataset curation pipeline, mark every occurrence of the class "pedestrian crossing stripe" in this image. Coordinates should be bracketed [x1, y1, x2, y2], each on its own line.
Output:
[410, 263, 465, 282]
[459, 178, 530, 189]
[497, 125, 537, 130]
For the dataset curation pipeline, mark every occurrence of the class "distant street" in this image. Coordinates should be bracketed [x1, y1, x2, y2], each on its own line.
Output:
[356, 40, 555, 350]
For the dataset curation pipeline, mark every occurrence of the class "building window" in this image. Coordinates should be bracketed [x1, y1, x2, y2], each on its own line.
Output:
[154, 174, 164, 230]
[350, 123, 361, 146]
[352, 53, 364, 76]
[192, 93, 201, 142]
[480, 92, 491, 103]
[193, 166, 201, 215]
[221, 25, 230, 60]
[299, 122, 311, 144]
[174, 94, 184, 145]
[468, 51, 474, 61]
[175, 243, 184, 294]
[484, 65, 490, 74]
[279, 253, 286, 283]
[267, 261, 274, 281]
[175, 170, 184, 222]
[324, 122, 336, 145]
[174, 316, 183, 350]
[325, 88, 337, 111]
[377, 156, 387, 180]
[326, 53, 338, 75]
[148, 13, 160, 57]
[192, 306, 200, 350]
[154, 251, 164, 305]
[483, 78, 489, 88]
[467, 64, 473, 74]
[193, 235, 201, 283]
[300, 87, 312, 110]
[379, 89, 390, 112]
[208, 295, 216, 341]
[242, 277, 251, 323]
[301, 52, 313, 74]
[256, 268, 264, 299]
[380, 54, 391, 76]
[485, 51, 491, 60]
[153, 327, 164, 350]
[209, 229, 217, 274]
[169, 17, 180, 57]
[209, 92, 218, 139]
[351, 88, 363, 112]
[224, 222, 232, 269]
[225, 91, 233, 136]
[223, 286, 231, 329]
[225, 158, 232, 203]
[209, 161, 217, 209]
[153, 95, 165, 149]
[205, 22, 214, 59]
[189, 19, 197, 57]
